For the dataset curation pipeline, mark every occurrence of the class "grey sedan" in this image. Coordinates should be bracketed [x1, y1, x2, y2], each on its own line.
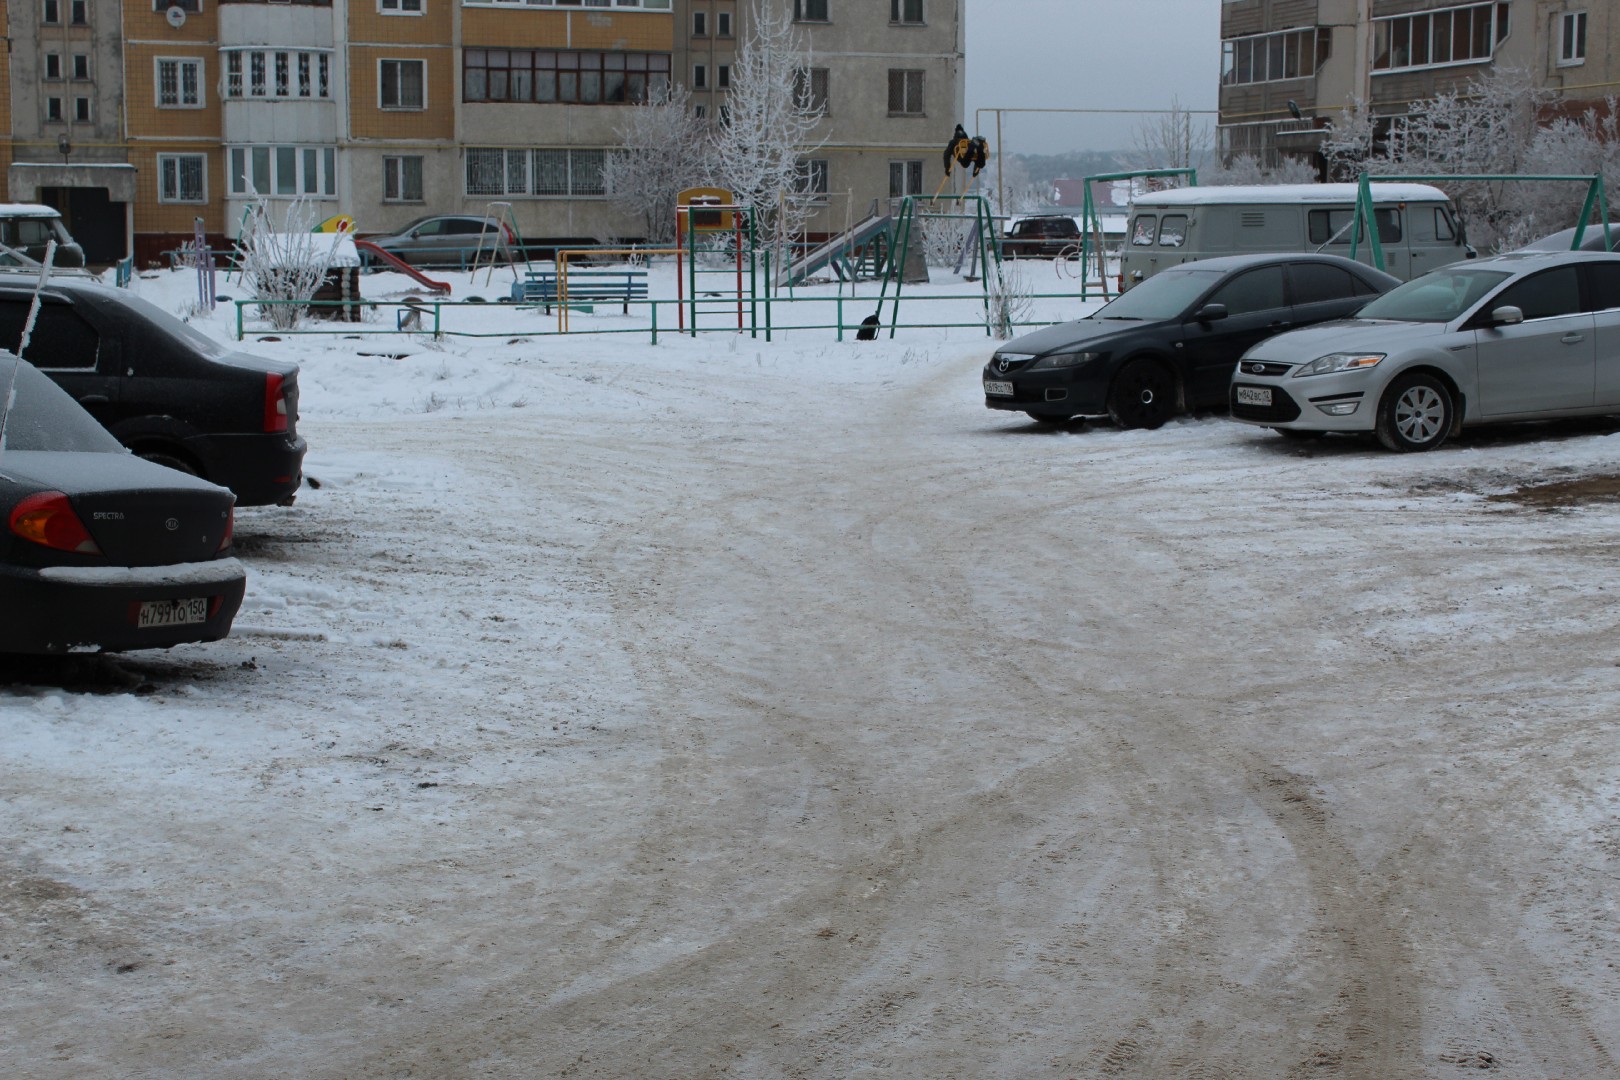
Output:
[1229, 250, 1620, 451]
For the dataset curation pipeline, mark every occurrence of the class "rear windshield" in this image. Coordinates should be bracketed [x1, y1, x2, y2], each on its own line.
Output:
[1355, 268, 1511, 323]
[116, 290, 229, 358]
[0, 354, 124, 453]
[1095, 268, 1223, 321]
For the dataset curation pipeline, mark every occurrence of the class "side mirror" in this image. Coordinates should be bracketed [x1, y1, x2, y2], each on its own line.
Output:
[1490, 305, 1524, 326]
[1193, 303, 1228, 323]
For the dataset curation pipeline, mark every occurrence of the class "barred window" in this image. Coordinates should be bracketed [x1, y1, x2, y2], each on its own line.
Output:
[889, 160, 922, 196]
[465, 148, 606, 196]
[159, 154, 206, 203]
[463, 49, 671, 104]
[224, 49, 334, 100]
[887, 69, 924, 115]
[794, 67, 829, 112]
[384, 156, 425, 202]
[156, 58, 203, 108]
[797, 158, 829, 198]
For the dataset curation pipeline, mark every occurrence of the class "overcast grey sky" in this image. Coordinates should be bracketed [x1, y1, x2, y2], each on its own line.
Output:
[963, 0, 1222, 157]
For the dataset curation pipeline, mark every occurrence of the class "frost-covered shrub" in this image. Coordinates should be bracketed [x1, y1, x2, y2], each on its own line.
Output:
[233, 195, 345, 331]
[984, 264, 1033, 339]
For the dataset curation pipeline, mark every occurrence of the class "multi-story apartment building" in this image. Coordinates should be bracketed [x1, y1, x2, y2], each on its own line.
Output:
[1218, 0, 1618, 172]
[2, 0, 963, 266]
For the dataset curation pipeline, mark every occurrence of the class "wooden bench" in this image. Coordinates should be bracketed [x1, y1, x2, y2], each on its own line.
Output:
[509, 268, 648, 313]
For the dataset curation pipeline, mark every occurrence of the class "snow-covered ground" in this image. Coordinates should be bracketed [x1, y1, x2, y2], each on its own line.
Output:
[4, 261, 1620, 1078]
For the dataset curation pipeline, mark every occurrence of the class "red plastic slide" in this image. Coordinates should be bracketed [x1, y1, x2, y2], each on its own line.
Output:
[352, 239, 452, 295]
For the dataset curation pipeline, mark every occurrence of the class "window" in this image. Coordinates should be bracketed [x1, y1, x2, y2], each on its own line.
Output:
[43, 0, 60, 24]
[1157, 215, 1188, 246]
[230, 145, 338, 198]
[1588, 264, 1620, 312]
[1130, 215, 1157, 246]
[796, 158, 829, 199]
[157, 0, 202, 10]
[69, 0, 87, 24]
[465, 0, 673, 7]
[156, 58, 204, 108]
[1221, 28, 1328, 85]
[382, 0, 424, 11]
[717, 11, 731, 35]
[1372, 3, 1510, 72]
[74, 97, 91, 121]
[889, 159, 922, 196]
[1288, 263, 1358, 306]
[463, 49, 671, 104]
[45, 53, 62, 80]
[384, 156, 425, 202]
[381, 59, 427, 109]
[1494, 267, 1583, 320]
[1307, 208, 1403, 245]
[466, 147, 606, 196]
[692, 10, 706, 35]
[891, 0, 922, 24]
[694, 63, 708, 89]
[72, 54, 90, 80]
[1207, 266, 1287, 316]
[45, 98, 63, 122]
[224, 50, 332, 100]
[1559, 11, 1587, 65]
[794, 67, 828, 111]
[794, 0, 827, 20]
[159, 154, 207, 203]
[887, 69, 924, 115]
[717, 65, 730, 88]
[1, 303, 99, 370]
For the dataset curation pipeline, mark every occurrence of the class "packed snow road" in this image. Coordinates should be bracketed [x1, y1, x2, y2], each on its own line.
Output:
[5, 322, 1620, 1078]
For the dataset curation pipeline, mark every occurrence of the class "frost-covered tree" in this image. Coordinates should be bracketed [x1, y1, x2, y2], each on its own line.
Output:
[604, 82, 712, 244]
[710, 1, 826, 258]
[1126, 98, 1212, 176]
[1321, 97, 1379, 181]
[233, 194, 345, 331]
[1202, 154, 1317, 186]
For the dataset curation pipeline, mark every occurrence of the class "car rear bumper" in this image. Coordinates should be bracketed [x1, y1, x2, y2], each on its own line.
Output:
[188, 433, 307, 506]
[0, 557, 247, 654]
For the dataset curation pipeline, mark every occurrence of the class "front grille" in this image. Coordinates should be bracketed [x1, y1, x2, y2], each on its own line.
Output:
[1230, 383, 1302, 422]
[1239, 360, 1291, 377]
[989, 354, 1036, 375]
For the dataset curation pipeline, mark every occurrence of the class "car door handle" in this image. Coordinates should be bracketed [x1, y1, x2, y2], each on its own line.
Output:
[1562, 333, 1585, 344]
[77, 394, 109, 404]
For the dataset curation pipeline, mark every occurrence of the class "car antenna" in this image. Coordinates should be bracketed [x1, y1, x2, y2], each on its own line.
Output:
[0, 240, 57, 463]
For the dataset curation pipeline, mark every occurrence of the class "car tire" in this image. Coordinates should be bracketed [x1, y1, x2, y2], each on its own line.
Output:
[137, 449, 201, 477]
[1376, 373, 1453, 452]
[1108, 358, 1176, 430]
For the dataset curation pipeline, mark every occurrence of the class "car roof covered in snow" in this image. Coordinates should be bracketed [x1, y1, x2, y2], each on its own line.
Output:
[1129, 183, 1450, 208]
[0, 203, 65, 218]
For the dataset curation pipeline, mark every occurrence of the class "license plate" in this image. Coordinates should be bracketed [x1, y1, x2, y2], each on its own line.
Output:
[138, 598, 209, 629]
[984, 380, 1014, 397]
[1236, 386, 1273, 406]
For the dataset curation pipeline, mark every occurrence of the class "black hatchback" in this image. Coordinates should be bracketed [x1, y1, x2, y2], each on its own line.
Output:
[983, 253, 1399, 428]
[0, 276, 305, 505]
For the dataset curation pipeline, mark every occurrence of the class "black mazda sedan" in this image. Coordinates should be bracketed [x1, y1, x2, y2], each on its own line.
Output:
[1, 353, 245, 654]
[983, 253, 1400, 428]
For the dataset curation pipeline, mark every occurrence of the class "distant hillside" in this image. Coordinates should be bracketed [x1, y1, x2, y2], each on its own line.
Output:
[1011, 151, 1131, 185]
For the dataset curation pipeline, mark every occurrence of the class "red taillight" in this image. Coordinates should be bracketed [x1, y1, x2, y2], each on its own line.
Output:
[9, 491, 102, 554]
[264, 372, 288, 433]
[218, 505, 235, 552]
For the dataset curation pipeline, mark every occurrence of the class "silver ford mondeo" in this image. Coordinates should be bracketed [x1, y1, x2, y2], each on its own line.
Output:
[1228, 249, 1620, 451]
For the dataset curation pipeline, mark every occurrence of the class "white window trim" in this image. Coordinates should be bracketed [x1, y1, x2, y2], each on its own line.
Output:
[384, 155, 426, 203]
[158, 153, 208, 204]
[1371, 2, 1508, 75]
[379, 58, 428, 110]
[155, 56, 205, 109]
[460, 1, 672, 8]
[1557, 10, 1587, 67]
[381, 0, 425, 14]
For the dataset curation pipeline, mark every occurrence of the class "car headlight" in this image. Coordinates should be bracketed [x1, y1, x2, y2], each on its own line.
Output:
[1292, 352, 1386, 378]
[1030, 351, 1100, 370]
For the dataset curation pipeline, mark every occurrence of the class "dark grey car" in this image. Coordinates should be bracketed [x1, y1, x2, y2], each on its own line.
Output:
[366, 215, 514, 267]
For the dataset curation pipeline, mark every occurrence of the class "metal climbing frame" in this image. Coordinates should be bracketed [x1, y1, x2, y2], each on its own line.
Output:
[1078, 168, 1198, 301]
[675, 201, 759, 336]
[1350, 172, 1612, 269]
[873, 194, 1001, 339]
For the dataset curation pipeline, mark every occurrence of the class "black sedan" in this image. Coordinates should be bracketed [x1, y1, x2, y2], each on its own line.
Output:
[1001, 216, 1082, 259]
[983, 253, 1400, 428]
[0, 353, 245, 654]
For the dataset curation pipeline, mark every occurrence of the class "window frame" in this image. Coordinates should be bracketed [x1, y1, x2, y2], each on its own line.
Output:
[794, 66, 829, 113]
[71, 53, 90, 80]
[42, 0, 61, 25]
[693, 63, 708, 89]
[890, 0, 922, 25]
[384, 155, 426, 202]
[797, 157, 829, 201]
[889, 159, 922, 197]
[229, 144, 339, 199]
[794, 0, 828, 22]
[379, 58, 428, 110]
[464, 146, 608, 198]
[69, 0, 87, 25]
[44, 52, 63, 81]
[381, 0, 425, 13]
[1371, 2, 1510, 73]
[73, 96, 92, 122]
[692, 10, 706, 36]
[462, 48, 671, 105]
[717, 10, 732, 36]
[1558, 10, 1587, 66]
[45, 97, 64, 122]
[158, 153, 208, 204]
[223, 49, 333, 100]
[887, 68, 925, 116]
[155, 56, 205, 109]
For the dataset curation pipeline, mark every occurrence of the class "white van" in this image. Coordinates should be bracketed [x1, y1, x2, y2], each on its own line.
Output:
[1119, 183, 1469, 288]
[0, 204, 85, 267]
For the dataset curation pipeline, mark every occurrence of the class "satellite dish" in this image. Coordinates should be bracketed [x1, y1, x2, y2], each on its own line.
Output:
[166, 5, 186, 28]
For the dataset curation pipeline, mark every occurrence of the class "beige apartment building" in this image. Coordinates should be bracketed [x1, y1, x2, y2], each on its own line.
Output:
[1, 0, 962, 265]
[1218, 0, 1619, 171]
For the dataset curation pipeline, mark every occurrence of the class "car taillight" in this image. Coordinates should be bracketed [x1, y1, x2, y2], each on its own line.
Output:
[218, 505, 235, 553]
[9, 491, 102, 554]
[264, 372, 288, 433]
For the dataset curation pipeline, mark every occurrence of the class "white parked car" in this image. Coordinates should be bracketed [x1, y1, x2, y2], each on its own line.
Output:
[1228, 250, 1620, 451]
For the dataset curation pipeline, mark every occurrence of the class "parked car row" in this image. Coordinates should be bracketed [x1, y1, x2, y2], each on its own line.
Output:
[1, 271, 307, 655]
[985, 247, 1620, 454]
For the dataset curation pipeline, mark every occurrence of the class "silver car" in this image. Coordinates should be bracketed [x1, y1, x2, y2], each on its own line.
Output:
[1229, 250, 1620, 451]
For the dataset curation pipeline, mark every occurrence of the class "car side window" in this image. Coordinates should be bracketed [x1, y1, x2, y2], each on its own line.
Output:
[1585, 263, 1620, 313]
[1288, 263, 1357, 306]
[1493, 267, 1583, 320]
[1157, 215, 1188, 248]
[1205, 265, 1286, 316]
[1130, 215, 1157, 246]
[413, 220, 444, 237]
[0, 299, 99, 370]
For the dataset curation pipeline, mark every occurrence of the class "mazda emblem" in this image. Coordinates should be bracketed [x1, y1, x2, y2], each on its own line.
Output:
[996, 359, 1010, 373]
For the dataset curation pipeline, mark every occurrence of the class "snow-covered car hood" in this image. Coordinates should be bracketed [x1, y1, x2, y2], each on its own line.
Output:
[994, 316, 1157, 358]
[1242, 318, 1455, 363]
